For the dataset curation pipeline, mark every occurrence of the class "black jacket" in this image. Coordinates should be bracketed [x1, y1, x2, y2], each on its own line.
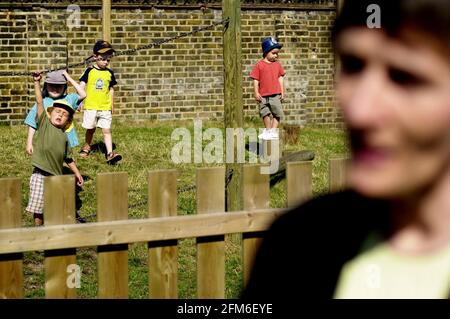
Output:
[242, 190, 395, 299]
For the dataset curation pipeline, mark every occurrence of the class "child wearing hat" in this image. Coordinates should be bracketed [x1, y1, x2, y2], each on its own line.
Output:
[78, 40, 122, 165]
[250, 37, 285, 140]
[26, 72, 84, 226]
[24, 69, 86, 154]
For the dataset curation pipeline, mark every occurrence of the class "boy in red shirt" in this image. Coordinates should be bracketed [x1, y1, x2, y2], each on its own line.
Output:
[250, 37, 285, 140]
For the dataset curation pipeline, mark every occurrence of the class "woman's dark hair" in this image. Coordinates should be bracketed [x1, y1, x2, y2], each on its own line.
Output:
[42, 82, 68, 99]
[333, 0, 450, 52]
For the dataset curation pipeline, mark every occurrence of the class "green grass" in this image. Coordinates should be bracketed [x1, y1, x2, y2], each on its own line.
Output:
[0, 119, 348, 298]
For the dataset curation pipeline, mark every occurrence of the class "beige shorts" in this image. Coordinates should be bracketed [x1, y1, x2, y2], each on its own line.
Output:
[82, 110, 112, 129]
[259, 94, 284, 119]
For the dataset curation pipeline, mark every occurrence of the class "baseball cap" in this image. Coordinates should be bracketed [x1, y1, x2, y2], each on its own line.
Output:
[48, 99, 75, 116]
[45, 70, 67, 85]
[93, 40, 115, 55]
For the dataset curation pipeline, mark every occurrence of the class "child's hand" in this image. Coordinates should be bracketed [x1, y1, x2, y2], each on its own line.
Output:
[75, 173, 84, 187]
[62, 69, 72, 80]
[32, 72, 42, 82]
[26, 143, 33, 155]
[254, 93, 262, 102]
[280, 93, 285, 102]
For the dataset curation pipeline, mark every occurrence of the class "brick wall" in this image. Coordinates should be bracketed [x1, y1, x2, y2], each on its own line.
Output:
[0, 0, 341, 127]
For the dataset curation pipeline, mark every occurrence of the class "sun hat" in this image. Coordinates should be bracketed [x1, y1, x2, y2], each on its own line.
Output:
[45, 70, 67, 85]
[93, 40, 115, 55]
[47, 99, 75, 116]
[261, 37, 283, 56]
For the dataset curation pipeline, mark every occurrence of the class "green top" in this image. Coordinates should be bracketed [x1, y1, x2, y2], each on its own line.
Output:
[334, 234, 450, 299]
[31, 112, 71, 176]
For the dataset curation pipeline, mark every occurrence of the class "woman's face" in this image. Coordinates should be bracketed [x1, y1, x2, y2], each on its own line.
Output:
[336, 27, 450, 199]
[47, 83, 65, 99]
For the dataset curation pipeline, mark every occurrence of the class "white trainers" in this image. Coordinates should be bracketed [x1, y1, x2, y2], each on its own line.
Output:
[258, 128, 270, 140]
[266, 128, 279, 140]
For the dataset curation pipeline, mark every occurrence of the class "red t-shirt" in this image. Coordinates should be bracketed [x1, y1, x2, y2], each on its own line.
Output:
[250, 60, 285, 97]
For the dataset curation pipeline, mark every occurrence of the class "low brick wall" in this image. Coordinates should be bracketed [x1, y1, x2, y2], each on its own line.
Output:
[0, 0, 341, 127]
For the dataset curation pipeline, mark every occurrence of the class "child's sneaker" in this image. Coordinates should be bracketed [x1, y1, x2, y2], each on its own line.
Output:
[258, 128, 270, 140]
[266, 128, 279, 140]
[106, 152, 122, 165]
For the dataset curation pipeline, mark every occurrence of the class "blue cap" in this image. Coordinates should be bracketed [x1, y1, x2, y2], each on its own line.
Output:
[262, 37, 282, 56]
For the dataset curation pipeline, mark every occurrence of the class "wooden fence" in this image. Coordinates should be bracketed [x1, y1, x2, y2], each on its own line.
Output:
[0, 158, 348, 299]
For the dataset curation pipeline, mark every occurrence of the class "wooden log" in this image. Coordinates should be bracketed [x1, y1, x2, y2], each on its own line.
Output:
[270, 150, 315, 186]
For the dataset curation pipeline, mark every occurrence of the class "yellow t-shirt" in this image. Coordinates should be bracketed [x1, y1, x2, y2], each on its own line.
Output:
[79, 66, 117, 111]
[334, 239, 450, 299]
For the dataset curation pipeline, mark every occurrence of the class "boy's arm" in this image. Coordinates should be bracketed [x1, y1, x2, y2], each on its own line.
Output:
[33, 72, 44, 118]
[26, 126, 36, 155]
[253, 79, 262, 102]
[78, 81, 86, 112]
[65, 159, 84, 186]
[279, 76, 285, 101]
[62, 70, 86, 102]
[110, 87, 114, 114]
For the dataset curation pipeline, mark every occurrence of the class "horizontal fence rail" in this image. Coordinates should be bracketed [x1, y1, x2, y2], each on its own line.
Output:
[0, 209, 285, 255]
[0, 159, 348, 299]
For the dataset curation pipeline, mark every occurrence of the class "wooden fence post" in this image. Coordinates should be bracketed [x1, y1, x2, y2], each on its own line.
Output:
[44, 175, 76, 299]
[242, 165, 269, 286]
[97, 172, 128, 298]
[287, 161, 312, 207]
[102, 0, 111, 42]
[196, 167, 225, 298]
[223, 0, 244, 215]
[0, 178, 23, 298]
[148, 170, 178, 298]
[329, 157, 349, 193]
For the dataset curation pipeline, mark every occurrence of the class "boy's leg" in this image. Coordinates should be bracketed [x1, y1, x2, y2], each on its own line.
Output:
[80, 110, 98, 156]
[259, 97, 273, 139]
[272, 117, 279, 129]
[34, 213, 43, 226]
[84, 128, 96, 147]
[98, 111, 122, 164]
[267, 95, 284, 139]
[26, 170, 45, 226]
[263, 115, 272, 129]
[102, 128, 113, 155]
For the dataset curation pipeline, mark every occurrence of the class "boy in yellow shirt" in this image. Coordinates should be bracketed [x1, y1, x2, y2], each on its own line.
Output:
[79, 40, 122, 165]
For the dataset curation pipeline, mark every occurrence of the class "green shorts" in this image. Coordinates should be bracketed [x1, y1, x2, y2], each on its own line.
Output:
[259, 94, 284, 119]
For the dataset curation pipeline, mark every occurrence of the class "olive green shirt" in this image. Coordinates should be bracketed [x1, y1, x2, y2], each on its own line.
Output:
[31, 112, 71, 176]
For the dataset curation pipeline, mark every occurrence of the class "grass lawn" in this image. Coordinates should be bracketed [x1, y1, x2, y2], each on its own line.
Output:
[0, 119, 349, 298]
